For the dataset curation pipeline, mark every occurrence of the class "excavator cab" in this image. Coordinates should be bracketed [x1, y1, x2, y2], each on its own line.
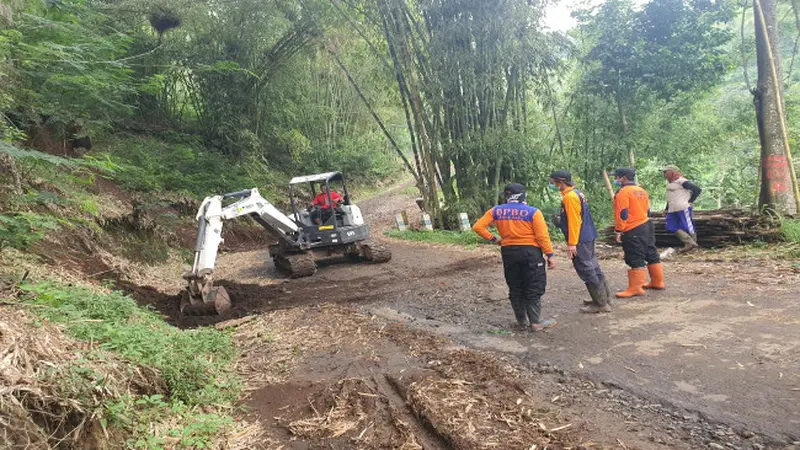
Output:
[287, 172, 369, 246]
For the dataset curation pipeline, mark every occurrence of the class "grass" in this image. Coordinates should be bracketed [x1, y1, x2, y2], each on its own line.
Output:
[780, 217, 800, 243]
[19, 282, 241, 449]
[385, 229, 489, 248]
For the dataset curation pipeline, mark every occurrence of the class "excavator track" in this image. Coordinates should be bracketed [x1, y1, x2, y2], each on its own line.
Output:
[359, 241, 392, 263]
[274, 252, 317, 278]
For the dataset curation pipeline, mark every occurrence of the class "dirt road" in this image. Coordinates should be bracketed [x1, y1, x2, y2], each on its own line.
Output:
[146, 186, 800, 449]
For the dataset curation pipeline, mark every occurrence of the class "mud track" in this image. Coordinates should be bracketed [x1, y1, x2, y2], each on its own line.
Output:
[132, 184, 800, 449]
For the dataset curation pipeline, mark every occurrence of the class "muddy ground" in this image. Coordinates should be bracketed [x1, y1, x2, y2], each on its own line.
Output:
[135, 185, 800, 450]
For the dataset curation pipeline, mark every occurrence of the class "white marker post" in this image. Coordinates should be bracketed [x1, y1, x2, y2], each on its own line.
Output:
[458, 212, 471, 232]
[395, 213, 407, 231]
[421, 213, 434, 231]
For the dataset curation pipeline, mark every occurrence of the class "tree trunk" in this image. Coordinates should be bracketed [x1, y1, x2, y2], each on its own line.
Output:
[615, 90, 634, 167]
[754, 0, 799, 215]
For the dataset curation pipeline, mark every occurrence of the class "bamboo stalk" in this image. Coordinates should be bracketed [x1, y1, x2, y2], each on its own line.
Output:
[602, 170, 615, 201]
[327, 46, 419, 183]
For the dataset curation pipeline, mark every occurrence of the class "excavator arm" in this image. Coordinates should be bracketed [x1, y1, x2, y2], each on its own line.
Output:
[182, 188, 299, 315]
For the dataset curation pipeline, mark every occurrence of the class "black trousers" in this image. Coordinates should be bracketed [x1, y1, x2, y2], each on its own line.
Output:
[311, 207, 333, 224]
[501, 245, 547, 325]
[572, 240, 605, 286]
[621, 221, 660, 268]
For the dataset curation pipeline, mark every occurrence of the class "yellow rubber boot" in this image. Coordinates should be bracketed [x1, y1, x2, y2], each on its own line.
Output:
[643, 263, 665, 290]
[616, 268, 646, 298]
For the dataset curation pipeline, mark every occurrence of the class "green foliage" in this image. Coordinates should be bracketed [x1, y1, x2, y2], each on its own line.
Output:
[97, 133, 281, 197]
[103, 394, 234, 449]
[20, 282, 239, 406]
[0, 212, 61, 249]
[0, 142, 121, 242]
[19, 282, 240, 449]
[579, 0, 733, 104]
[780, 218, 800, 243]
[1, 1, 135, 136]
[0, 142, 123, 176]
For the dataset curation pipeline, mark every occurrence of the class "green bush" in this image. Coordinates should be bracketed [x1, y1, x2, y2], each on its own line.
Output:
[96, 134, 281, 198]
[780, 218, 800, 243]
[20, 282, 239, 406]
[0, 212, 61, 249]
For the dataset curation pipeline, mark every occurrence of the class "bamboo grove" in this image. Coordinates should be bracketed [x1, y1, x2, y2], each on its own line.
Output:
[2, 0, 800, 221]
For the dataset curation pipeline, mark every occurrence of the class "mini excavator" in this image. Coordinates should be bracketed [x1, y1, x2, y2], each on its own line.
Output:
[181, 171, 391, 315]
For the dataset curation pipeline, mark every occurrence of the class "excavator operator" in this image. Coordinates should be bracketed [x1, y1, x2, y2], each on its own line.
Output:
[310, 185, 344, 225]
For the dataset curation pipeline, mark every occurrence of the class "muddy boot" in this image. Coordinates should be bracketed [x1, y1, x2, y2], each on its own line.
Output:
[603, 277, 613, 306]
[581, 303, 612, 313]
[581, 283, 612, 313]
[616, 268, 646, 298]
[508, 295, 527, 327]
[512, 321, 530, 332]
[675, 230, 698, 254]
[642, 263, 665, 290]
[530, 318, 557, 331]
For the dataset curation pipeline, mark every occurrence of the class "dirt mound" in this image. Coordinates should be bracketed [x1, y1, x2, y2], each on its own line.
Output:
[229, 304, 596, 449]
[0, 305, 166, 450]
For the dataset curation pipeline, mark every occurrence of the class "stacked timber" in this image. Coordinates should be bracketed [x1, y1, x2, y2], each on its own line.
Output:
[602, 209, 782, 248]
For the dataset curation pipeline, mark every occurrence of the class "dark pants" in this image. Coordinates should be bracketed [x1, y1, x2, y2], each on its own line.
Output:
[621, 221, 660, 268]
[501, 245, 547, 325]
[572, 240, 605, 286]
[311, 207, 333, 224]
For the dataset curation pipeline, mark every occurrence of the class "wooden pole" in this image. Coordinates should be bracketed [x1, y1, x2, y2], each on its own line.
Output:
[753, 0, 800, 213]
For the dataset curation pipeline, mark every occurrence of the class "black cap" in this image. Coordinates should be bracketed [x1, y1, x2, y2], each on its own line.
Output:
[613, 168, 636, 180]
[503, 183, 526, 194]
[502, 183, 527, 203]
[550, 170, 574, 186]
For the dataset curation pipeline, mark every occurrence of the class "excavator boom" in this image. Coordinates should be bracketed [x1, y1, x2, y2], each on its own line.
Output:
[182, 188, 299, 315]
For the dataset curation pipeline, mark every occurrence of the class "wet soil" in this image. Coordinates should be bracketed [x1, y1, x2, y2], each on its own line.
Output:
[79, 182, 800, 449]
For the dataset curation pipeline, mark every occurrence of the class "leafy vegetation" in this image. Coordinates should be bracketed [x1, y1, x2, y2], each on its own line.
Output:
[3, 0, 800, 224]
[20, 282, 240, 448]
[3, 0, 800, 446]
[780, 217, 800, 243]
[0, 212, 62, 249]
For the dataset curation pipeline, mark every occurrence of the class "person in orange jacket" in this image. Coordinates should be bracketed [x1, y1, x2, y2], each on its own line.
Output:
[473, 183, 557, 331]
[612, 168, 665, 297]
[549, 170, 611, 313]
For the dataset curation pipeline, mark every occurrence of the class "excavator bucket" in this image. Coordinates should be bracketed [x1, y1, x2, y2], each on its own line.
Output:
[180, 284, 231, 316]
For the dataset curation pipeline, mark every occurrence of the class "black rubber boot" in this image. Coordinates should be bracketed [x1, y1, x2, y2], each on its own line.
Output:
[601, 276, 613, 306]
[580, 284, 612, 313]
[675, 230, 699, 254]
